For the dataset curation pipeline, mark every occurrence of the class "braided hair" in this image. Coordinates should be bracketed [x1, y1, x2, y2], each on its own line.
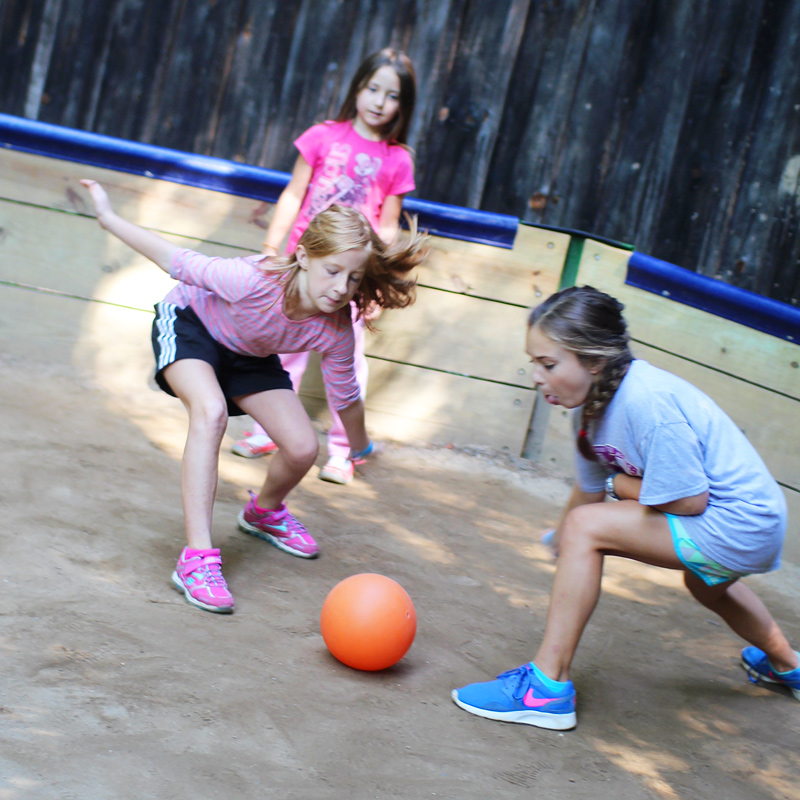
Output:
[528, 286, 633, 461]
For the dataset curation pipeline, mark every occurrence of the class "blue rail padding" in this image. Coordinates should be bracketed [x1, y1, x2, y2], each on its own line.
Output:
[626, 251, 800, 343]
[0, 112, 289, 202]
[0, 112, 518, 248]
[403, 197, 517, 248]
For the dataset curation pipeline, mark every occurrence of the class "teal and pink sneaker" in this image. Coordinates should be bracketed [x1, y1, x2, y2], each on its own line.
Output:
[171, 547, 234, 614]
[742, 646, 800, 700]
[452, 662, 577, 730]
[237, 492, 319, 558]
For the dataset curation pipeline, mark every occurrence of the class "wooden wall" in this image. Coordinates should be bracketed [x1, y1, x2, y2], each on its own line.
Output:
[2, 148, 797, 560]
[0, 148, 560, 454]
[2, 0, 799, 303]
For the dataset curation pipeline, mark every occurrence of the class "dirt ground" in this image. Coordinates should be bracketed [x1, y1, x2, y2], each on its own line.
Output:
[1, 291, 800, 800]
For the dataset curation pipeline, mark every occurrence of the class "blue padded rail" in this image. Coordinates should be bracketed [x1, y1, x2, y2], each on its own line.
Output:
[0, 113, 517, 248]
[626, 251, 800, 343]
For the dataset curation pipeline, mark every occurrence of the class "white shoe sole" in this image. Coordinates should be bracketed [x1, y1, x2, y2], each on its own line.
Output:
[170, 572, 234, 613]
[742, 658, 800, 700]
[237, 512, 319, 559]
[451, 690, 577, 730]
[318, 467, 353, 485]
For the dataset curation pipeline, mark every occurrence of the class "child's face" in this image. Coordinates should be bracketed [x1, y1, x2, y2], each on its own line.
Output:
[295, 246, 368, 315]
[526, 325, 599, 409]
[355, 66, 401, 135]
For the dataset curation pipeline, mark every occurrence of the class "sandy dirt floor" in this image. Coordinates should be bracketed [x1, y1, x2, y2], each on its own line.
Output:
[1, 289, 800, 800]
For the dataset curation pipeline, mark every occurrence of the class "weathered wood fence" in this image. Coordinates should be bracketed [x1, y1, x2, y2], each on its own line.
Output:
[2, 0, 799, 301]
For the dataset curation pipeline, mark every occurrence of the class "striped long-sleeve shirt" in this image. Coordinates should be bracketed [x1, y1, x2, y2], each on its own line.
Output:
[162, 248, 359, 410]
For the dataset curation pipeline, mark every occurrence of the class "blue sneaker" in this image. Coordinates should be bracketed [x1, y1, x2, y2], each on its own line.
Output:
[451, 663, 576, 730]
[741, 647, 800, 700]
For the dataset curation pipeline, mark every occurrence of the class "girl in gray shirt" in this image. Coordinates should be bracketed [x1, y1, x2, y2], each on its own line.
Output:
[452, 285, 798, 731]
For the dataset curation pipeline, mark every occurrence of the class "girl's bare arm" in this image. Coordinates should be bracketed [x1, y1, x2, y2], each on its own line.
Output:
[377, 194, 405, 244]
[613, 473, 709, 516]
[81, 180, 178, 273]
[262, 155, 313, 254]
[336, 399, 371, 456]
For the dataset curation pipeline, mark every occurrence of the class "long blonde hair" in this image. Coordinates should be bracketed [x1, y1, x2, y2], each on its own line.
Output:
[262, 204, 427, 330]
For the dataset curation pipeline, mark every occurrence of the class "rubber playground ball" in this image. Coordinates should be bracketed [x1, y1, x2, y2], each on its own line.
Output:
[320, 573, 417, 671]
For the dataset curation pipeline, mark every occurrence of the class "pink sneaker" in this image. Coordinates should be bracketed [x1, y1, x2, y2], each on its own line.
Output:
[232, 431, 279, 458]
[237, 492, 319, 558]
[171, 548, 235, 613]
[318, 455, 355, 485]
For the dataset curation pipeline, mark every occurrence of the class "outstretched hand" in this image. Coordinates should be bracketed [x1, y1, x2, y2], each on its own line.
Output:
[79, 179, 113, 226]
[77, 179, 178, 273]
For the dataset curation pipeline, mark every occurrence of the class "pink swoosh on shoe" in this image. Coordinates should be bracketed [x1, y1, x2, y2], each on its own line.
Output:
[523, 688, 566, 708]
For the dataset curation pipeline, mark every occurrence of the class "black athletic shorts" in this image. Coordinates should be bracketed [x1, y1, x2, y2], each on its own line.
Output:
[151, 302, 292, 416]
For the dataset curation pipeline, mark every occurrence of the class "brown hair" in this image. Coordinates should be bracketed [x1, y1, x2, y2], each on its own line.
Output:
[335, 48, 417, 144]
[528, 286, 633, 460]
[264, 204, 427, 331]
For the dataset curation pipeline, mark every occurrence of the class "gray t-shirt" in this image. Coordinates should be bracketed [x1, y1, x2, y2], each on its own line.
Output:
[574, 360, 786, 573]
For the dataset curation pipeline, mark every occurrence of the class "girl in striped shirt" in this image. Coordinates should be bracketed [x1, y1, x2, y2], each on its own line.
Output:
[81, 179, 426, 614]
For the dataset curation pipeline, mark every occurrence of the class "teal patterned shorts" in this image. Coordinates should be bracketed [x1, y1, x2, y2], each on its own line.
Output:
[666, 514, 745, 587]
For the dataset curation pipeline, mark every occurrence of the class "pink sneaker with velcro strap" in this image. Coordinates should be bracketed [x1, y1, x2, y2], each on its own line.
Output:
[171, 547, 235, 613]
[237, 492, 319, 558]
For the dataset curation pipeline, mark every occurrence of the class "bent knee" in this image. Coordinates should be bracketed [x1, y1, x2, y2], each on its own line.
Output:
[559, 503, 610, 550]
[282, 435, 319, 469]
[188, 398, 229, 435]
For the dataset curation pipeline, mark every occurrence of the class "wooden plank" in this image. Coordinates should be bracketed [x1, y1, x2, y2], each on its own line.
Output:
[366, 287, 531, 385]
[633, 342, 800, 492]
[0, 150, 566, 305]
[0, 149, 274, 252]
[781, 489, 800, 566]
[1, 198, 536, 386]
[575, 240, 800, 400]
[420, 224, 567, 304]
[0, 199, 236, 310]
[5, 0, 800, 307]
[296, 353, 535, 453]
[1, 191, 537, 453]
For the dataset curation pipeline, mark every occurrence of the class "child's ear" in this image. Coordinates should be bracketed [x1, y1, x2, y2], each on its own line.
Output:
[295, 244, 309, 270]
[589, 358, 608, 375]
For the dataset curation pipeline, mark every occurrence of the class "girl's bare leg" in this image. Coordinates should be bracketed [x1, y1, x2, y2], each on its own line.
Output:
[684, 575, 799, 672]
[234, 389, 319, 509]
[161, 360, 229, 550]
[533, 500, 682, 682]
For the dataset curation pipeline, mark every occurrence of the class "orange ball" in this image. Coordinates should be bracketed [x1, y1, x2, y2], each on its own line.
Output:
[320, 573, 417, 671]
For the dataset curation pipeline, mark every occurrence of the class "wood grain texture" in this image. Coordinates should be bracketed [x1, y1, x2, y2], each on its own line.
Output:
[0, 165, 541, 453]
[575, 240, 800, 400]
[296, 353, 535, 453]
[633, 343, 800, 492]
[2, 0, 799, 302]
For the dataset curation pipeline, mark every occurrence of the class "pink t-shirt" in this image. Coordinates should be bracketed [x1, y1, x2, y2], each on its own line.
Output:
[286, 120, 416, 253]
[162, 248, 360, 410]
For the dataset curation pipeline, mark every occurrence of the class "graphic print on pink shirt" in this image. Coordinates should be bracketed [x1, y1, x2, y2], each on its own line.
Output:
[285, 121, 415, 254]
[308, 144, 383, 217]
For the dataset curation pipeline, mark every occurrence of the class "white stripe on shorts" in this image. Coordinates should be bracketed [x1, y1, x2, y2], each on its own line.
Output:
[155, 302, 178, 371]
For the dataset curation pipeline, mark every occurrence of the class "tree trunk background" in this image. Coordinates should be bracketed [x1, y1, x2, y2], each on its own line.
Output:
[2, 0, 798, 303]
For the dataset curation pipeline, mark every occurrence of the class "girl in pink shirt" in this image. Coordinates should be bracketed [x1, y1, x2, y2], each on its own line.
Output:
[81, 179, 427, 615]
[234, 48, 417, 486]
